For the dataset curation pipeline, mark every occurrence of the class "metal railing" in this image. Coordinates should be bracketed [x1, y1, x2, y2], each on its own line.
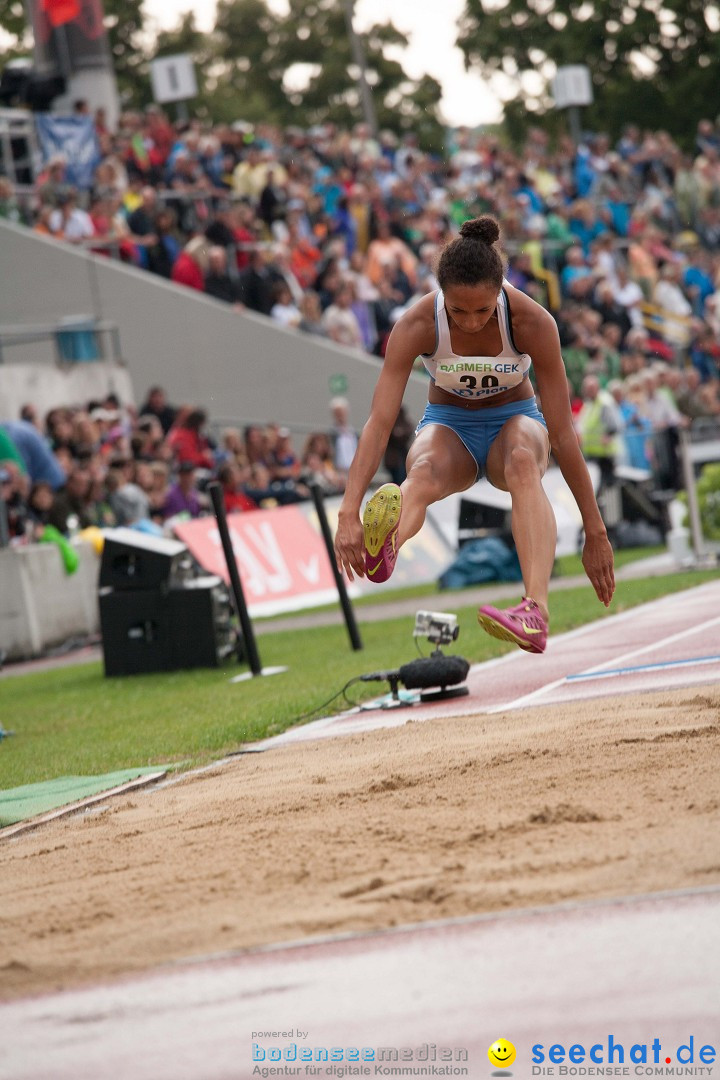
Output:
[0, 319, 123, 366]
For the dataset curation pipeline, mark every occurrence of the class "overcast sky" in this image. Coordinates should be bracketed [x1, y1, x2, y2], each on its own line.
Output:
[142, 0, 506, 127]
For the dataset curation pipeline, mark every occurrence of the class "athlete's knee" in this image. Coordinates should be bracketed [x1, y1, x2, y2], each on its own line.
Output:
[405, 454, 447, 494]
[504, 444, 542, 487]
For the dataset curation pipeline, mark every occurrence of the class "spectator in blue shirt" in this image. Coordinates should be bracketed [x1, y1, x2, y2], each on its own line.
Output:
[0, 420, 66, 490]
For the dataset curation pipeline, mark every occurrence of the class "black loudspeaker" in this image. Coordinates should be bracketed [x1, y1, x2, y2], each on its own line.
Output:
[99, 527, 193, 591]
[99, 577, 235, 677]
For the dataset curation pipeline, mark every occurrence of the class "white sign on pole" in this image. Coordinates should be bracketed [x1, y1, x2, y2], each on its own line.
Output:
[552, 65, 593, 109]
[150, 54, 198, 105]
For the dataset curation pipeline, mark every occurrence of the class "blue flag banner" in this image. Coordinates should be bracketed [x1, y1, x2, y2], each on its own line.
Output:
[35, 113, 100, 190]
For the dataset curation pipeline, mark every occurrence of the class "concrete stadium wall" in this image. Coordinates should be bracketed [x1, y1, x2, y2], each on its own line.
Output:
[0, 541, 100, 660]
[0, 220, 431, 433]
[0, 362, 134, 421]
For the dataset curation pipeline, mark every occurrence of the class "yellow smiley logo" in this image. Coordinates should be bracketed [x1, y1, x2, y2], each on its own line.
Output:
[488, 1039, 516, 1069]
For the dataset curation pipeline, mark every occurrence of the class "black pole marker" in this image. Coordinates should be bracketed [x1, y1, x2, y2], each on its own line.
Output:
[310, 482, 363, 652]
[208, 481, 262, 676]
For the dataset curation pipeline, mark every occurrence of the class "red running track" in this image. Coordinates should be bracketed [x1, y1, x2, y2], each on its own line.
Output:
[257, 581, 720, 746]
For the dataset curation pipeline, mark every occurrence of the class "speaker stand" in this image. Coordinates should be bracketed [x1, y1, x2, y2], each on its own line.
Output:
[230, 665, 289, 683]
[418, 685, 470, 703]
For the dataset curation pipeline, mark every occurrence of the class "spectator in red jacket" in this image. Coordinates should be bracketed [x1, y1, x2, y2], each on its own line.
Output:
[171, 235, 209, 291]
[166, 408, 215, 469]
[217, 461, 258, 513]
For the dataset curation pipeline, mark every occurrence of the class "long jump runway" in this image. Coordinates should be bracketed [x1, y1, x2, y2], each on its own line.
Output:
[2, 582, 720, 1080]
[260, 580, 720, 746]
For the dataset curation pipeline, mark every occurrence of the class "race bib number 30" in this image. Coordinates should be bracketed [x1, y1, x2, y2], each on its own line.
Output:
[435, 357, 526, 398]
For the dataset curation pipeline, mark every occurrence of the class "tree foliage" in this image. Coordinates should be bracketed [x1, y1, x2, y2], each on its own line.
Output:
[0, 0, 37, 61]
[0, 0, 444, 148]
[103, 0, 148, 106]
[210, 0, 444, 147]
[457, 0, 720, 144]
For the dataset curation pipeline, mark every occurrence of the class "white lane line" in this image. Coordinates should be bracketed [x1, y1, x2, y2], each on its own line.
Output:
[578, 615, 720, 676]
[486, 613, 720, 713]
[566, 654, 720, 681]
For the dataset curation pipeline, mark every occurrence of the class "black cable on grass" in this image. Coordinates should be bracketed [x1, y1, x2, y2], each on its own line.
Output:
[291, 676, 367, 725]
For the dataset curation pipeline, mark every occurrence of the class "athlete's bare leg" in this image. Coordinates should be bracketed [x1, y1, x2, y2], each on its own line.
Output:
[397, 424, 477, 546]
[485, 415, 554, 620]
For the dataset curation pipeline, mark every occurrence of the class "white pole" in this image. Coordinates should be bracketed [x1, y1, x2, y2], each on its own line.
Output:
[678, 427, 706, 563]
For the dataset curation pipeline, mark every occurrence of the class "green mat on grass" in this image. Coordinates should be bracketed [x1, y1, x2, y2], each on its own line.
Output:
[0, 767, 165, 827]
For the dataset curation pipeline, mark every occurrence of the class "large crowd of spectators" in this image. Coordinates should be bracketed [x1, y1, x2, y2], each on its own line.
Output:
[0, 387, 402, 544]
[2, 109, 720, 547]
[1, 109, 719, 370]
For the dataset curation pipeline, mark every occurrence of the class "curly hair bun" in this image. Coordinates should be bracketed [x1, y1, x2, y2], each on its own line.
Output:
[459, 216, 500, 245]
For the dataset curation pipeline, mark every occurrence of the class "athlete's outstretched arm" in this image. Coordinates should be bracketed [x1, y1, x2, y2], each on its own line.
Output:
[512, 293, 615, 606]
[334, 308, 428, 580]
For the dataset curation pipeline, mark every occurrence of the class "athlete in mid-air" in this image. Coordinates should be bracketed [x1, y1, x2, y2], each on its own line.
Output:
[333, 216, 614, 654]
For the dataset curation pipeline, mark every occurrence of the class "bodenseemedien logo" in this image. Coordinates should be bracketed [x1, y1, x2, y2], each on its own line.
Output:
[252, 1041, 470, 1076]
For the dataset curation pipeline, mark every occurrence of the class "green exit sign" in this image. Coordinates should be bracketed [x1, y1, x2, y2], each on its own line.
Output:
[329, 373, 348, 395]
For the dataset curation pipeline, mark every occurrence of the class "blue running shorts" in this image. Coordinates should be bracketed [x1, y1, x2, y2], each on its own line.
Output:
[415, 396, 547, 477]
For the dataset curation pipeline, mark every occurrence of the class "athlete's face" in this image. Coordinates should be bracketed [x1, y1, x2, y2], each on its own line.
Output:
[443, 282, 500, 334]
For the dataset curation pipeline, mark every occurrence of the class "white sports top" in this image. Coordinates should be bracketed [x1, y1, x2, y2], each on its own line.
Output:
[421, 286, 532, 400]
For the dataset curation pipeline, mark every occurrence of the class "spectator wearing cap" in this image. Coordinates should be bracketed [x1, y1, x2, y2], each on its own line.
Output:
[162, 461, 203, 519]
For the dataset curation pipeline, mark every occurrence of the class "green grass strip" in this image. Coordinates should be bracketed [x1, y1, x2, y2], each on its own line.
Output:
[0, 569, 715, 790]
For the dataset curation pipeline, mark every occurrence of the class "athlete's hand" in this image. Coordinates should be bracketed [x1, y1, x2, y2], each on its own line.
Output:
[582, 530, 615, 607]
[334, 512, 366, 581]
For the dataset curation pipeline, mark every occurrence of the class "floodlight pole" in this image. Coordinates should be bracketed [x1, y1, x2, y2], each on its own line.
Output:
[341, 0, 379, 139]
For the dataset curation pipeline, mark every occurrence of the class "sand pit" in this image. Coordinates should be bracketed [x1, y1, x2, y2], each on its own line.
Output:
[1, 684, 719, 1002]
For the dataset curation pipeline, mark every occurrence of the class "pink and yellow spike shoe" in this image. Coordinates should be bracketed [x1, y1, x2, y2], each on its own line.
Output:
[477, 596, 548, 654]
[362, 483, 402, 583]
